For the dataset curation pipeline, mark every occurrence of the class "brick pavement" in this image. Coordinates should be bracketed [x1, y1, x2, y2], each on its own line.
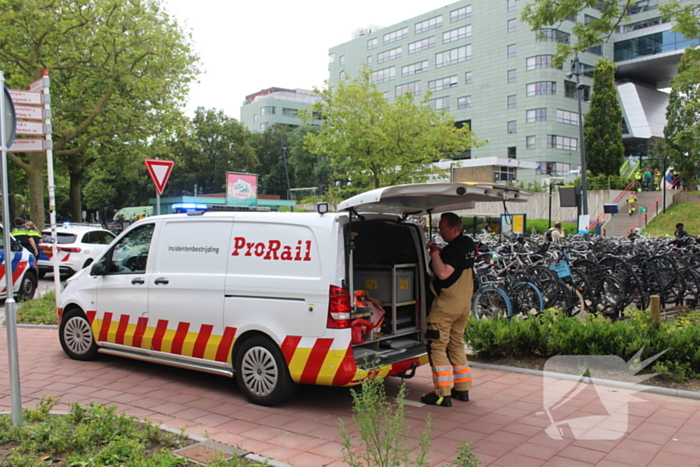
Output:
[2, 327, 700, 466]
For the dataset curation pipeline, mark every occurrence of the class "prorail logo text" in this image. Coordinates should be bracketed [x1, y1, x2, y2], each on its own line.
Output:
[231, 237, 312, 261]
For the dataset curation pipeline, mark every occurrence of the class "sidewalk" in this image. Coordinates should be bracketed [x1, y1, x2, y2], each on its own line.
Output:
[2, 327, 700, 466]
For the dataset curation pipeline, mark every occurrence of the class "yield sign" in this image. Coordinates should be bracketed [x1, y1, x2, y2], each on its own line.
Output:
[143, 159, 174, 195]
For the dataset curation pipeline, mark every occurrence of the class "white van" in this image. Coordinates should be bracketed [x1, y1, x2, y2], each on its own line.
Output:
[57, 183, 531, 406]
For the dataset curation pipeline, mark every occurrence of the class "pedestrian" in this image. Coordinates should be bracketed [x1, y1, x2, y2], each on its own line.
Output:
[643, 169, 652, 191]
[549, 221, 565, 243]
[653, 169, 662, 191]
[422, 212, 475, 407]
[675, 222, 688, 240]
[627, 193, 637, 216]
[24, 220, 42, 259]
[10, 217, 38, 258]
[634, 170, 643, 192]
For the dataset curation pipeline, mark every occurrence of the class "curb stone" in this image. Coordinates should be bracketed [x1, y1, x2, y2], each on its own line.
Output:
[0, 411, 296, 467]
[469, 361, 700, 400]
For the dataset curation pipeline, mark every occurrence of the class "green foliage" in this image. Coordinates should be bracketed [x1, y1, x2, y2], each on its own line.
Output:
[303, 69, 483, 191]
[586, 174, 630, 190]
[521, 0, 699, 66]
[288, 125, 333, 191]
[16, 291, 57, 324]
[664, 46, 700, 191]
[466, 308, 700, 379]
[584, 58, 624, 176]
[527, 219, 577, 235]
[644, 202, 700, 238]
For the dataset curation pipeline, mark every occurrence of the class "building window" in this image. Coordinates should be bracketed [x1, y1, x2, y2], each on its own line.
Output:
[526, 54, 553, 70]
[260, 122, 269, 131]
[428, 75, 459, 92]
[367, 56, 373, 66]
[585, 14, 597, 25]
[626, 0, 659, 15]
[508, 44, 517, 58]
[537, 161, 572, 176]
[458, 96, 472, 109]
[429, 96, 450, 112]
[465, 71, 473, 84]
[547, 135, 578, 151]
[415, 15, 443, 34]
[282, 108, 298, 117]
[339, 71, 348, 80]
[587, 44, 603, 55]
[507, 69, 517, 83]
[367, 38, 378, 50]
[564, 81, 590, 100]
[377, 46, 402, 63]
[538, 29, 570, 44]
[372, 66, 396, 84]
[526, 81, 556, 96]
[507, 146, 517, 159]
[443, 25, 471, 43]
[507, 0, 517, 12]
[507, 95, 517, 108]
[508, 19, 517, 33]
[402, 60, 429, 77]
[328, 53, 335, 64]
[526, 108, 547, 122]
[451, 5, 472, 22]
[395, 81, 422, 97]
[508, 121, 517, 134]
[495, 166, 516, 182]
[260, 106, 275, 115]
[436, 45, 471, 67]
[339, 55, 345, 66]
[526, 135, 536, 149]
[384, 27, 408, 44]
[580, 63, 595, 78]
[557, 109, 579, 125]
[618, 16, 666, 33]
[408, 36, 436, 53]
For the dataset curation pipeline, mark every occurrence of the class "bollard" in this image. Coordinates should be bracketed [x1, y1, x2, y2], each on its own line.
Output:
[650, 295, 661, 327]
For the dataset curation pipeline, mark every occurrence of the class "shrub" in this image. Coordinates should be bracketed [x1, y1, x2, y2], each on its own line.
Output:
[16, 291, 57, 325]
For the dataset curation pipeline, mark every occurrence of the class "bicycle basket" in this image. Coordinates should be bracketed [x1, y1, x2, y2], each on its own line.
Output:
[549, 262, 572, 279]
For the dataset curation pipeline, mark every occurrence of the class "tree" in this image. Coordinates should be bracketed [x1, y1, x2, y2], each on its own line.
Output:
[288, 125, 333, 191]
[0, 0, 199, 227]
[584, 58, 624, 176]
[664, 46, 700, 190]
[303, 70, 482, 195]
[167, 108, 257, 196]
[521, 0, 699, 66]
[252, 124, 294, 199]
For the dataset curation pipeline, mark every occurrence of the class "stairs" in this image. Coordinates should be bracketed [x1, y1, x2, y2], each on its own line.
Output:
[604, 191, 663, 237]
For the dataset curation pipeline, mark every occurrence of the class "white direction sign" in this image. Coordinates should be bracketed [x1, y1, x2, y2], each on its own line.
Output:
[9, 90, 42, 106]
[15, 120, 45, 135]
[9, 138, 44, 152]
[28, 76, 48, 92]
[14, 105, 43, 120]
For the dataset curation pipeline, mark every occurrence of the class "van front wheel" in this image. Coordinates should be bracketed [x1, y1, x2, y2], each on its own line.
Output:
[59, 309, 98, 361]
[234, 336, 296, 406]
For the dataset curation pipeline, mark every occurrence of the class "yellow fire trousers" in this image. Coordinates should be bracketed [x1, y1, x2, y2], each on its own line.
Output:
[427, 268, 473, 397]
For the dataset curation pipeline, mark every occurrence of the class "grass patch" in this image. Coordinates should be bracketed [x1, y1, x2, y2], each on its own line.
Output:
[0, 397, 265, 466]
[16, 291, 58, 325]
[644, 200, 700, 237]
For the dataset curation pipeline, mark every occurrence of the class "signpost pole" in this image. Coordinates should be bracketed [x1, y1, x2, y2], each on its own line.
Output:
[156, 193, 161, 215]
[1, 71, 23, 426]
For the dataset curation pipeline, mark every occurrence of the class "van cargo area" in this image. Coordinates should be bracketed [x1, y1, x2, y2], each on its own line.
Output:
[348, 218, 427, 368]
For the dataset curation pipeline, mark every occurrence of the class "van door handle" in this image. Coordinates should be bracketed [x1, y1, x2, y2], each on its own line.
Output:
[154, 277, 169, 285]
[131, 278, 144, 285]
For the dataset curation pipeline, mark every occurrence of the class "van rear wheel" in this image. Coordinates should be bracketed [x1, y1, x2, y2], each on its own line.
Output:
[234, 335, 296, 406]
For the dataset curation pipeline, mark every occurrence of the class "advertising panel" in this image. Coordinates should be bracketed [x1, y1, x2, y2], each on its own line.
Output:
[227, 173, 258, 207]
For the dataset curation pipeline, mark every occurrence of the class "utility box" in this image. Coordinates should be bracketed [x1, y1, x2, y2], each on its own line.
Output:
[603, 204, 619, 214]
[354, 268, 414, 304]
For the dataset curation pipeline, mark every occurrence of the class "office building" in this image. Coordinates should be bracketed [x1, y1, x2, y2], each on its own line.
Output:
[240, 87, 321, 133]
[328, 0, 694, 183]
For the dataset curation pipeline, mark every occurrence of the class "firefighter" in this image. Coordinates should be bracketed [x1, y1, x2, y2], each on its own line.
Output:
[627, 193, 638, 216]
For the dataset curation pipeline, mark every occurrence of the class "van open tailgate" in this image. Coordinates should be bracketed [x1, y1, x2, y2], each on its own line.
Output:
[338, 182, 532, 216]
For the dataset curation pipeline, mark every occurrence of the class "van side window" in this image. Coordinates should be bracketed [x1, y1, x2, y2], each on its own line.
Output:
[110, 224, 155, 274]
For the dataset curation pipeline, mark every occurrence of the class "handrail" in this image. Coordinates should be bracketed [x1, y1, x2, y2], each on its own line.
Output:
[589, 178, 639, 230]
[629, 192, 663, 233]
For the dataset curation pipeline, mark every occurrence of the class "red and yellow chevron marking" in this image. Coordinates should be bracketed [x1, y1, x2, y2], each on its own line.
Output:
[84, 312, 429, 388]
[86, 312, 238, 364]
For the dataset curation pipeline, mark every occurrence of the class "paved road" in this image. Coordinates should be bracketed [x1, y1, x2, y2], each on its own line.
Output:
[2, 328, 700, 466]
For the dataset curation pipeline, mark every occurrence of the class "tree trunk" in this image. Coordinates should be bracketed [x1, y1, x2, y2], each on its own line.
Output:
[27, 153, 46, 230]
[69, 167, 83, 223]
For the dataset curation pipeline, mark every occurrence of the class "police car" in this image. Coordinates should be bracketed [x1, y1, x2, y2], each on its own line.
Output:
[38, 224, 116, 278]
[0, 228, 38, 300]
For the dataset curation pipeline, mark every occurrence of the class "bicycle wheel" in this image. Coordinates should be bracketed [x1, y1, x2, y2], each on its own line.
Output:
[472, 286, 512, 320]
[595, 275, 626, 317]
[508, 281, 544, 315]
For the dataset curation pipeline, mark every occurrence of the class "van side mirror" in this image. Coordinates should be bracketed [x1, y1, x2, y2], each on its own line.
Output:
[91, 260, 107, 276]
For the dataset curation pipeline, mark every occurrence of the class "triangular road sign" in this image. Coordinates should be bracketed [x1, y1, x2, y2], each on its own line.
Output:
[144, 159, 174, 195]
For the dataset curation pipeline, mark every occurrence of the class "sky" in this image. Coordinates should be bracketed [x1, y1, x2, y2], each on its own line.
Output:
[162, 0, 450, 120]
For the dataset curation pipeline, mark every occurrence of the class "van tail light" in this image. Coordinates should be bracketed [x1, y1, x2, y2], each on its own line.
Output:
[58, 247, 81, 253]
[327, 285, 352, 329]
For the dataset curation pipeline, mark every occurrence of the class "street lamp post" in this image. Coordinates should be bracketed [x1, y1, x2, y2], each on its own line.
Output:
[567, 53, 589, 229]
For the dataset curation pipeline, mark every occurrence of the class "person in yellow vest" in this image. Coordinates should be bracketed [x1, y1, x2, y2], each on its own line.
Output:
[634, 170, 643, 192]
[25, 220, 42, 260]
[10, 217, 38, 257]
[627, 193, 638, 216]
[653, 169, 662, 191]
